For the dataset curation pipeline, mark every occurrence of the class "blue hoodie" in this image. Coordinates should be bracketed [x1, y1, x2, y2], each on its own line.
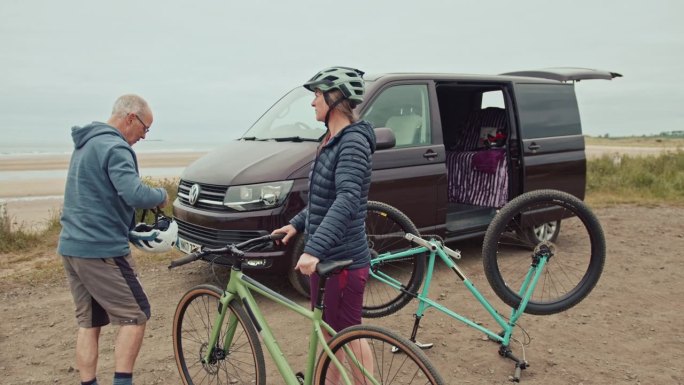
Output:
[57, 122, 167, 258]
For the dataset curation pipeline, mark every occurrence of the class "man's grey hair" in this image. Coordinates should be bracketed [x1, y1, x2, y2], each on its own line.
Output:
[111, 94, 149, 118]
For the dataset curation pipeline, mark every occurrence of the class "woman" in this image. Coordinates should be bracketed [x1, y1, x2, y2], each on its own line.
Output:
[273, 65, 375, 332]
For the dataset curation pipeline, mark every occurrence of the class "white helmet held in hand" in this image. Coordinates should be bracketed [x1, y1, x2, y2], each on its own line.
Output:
[129, 210, 178, 253]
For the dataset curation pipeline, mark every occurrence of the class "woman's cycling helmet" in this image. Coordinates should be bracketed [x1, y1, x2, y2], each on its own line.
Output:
[129, 210, 178, 253]
[303, 66, 366, 107]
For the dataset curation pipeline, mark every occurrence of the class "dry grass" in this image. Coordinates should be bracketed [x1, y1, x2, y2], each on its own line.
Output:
[585, 135, 684, 148]
[0, 223, 63, 290]
[0, 178, 180, 290]
[586, 150, 684, 206]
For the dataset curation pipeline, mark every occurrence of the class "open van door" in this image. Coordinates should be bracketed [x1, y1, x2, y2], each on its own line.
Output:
[506, 68, 621, 199]
[504, 68, 621, 242]
[502, 67, 622, 82]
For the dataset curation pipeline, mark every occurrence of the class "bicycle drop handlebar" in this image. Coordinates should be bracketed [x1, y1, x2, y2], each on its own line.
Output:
[168, 233, 286, 269]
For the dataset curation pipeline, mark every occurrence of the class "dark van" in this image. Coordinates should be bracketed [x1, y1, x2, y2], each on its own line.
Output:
[172, 67, 621, 295]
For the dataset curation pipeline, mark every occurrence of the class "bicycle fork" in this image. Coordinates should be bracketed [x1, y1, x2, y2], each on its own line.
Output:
[498, 254, 550, 382]
[200, 291, 235, 367]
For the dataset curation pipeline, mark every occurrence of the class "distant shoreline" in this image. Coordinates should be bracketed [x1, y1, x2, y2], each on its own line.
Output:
[0, 151, 207, 230]
[0, 150, 206, 198]
[0, 151, 208, 172]
[1, 144, 678, 230]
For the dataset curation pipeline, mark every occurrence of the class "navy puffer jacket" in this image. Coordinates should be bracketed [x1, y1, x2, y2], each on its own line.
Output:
[290, 120, 376, 269]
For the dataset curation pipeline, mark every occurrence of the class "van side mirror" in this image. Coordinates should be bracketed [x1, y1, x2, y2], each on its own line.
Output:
[374, 127, 396, 150]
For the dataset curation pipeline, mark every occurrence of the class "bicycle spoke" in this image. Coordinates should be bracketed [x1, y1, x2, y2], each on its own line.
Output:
[317, 325, 444, 384]
[173, 287, 265, 385]
[363, 202, 425, 319]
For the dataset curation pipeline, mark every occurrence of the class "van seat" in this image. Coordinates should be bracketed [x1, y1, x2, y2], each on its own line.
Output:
[446, 150, 508, 207]
[446, 107, 508, 207]
[385, 113, 422, 146]
[453, 107, 507, 151]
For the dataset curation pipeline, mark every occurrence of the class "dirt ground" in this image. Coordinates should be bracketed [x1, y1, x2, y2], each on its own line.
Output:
[1, 205, 683, 385]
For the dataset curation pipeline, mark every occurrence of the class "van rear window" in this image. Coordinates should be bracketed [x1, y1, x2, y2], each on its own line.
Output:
[515, 84, 582, 139]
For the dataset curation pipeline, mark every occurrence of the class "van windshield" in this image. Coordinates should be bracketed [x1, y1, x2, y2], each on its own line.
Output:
[241, 87, 325, 141]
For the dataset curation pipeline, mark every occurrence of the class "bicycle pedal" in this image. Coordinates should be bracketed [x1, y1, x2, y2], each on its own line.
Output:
[295, 371, 305, 384]
[414, 341, 434, 350]
[390, 341, 433, 353]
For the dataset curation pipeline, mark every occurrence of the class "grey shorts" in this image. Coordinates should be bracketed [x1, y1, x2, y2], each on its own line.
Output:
[62, 254, 151, 328]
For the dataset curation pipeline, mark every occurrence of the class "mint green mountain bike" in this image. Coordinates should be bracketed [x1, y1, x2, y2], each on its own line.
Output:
[362, 190, 606, 381]
[169, 233, 445, 385]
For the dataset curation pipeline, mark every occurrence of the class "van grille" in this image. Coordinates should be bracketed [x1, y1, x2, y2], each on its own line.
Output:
[176, 218, 269, 248]
[177, 180, 229, 211]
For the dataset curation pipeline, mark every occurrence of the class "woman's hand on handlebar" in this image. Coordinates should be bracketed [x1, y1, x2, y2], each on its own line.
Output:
[271, 224, 297, 245]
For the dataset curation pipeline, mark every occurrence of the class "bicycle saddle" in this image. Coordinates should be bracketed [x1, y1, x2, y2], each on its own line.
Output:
[316, 259, 353, 278]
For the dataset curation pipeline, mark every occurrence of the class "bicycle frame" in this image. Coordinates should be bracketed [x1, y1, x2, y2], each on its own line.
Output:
[204, 265, 377, 385]
[371, 239, 549, 347]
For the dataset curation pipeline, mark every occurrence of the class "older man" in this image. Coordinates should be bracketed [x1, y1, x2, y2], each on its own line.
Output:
[58, 94, 168, 385]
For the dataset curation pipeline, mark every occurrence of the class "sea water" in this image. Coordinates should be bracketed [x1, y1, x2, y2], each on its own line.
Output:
[0, 125, 243, 203]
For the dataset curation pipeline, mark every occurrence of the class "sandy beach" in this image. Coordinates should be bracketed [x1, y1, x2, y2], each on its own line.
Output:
[1, 144, 676, 231]
[0, 151, 206, 230]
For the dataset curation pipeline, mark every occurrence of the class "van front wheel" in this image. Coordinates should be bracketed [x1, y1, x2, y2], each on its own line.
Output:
[288, 235, 311, 298]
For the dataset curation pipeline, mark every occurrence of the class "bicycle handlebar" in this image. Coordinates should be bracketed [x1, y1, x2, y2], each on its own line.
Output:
[168, 233, 286, 269]
[404, 233, 435, 250]
[404, 233, 461, 260]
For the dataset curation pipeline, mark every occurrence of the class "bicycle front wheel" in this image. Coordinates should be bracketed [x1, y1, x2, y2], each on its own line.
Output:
[314, 324, 445, 385]
[363, 201, 425, 318]
[173, 284, 266, 385]
[483, 190, 606, 315]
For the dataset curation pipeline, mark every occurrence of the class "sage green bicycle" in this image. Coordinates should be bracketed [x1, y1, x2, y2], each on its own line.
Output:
[362, 190, 606, 381]
[168, 233, 445, 385]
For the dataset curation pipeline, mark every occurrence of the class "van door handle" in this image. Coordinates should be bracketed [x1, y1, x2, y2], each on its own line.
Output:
[423, 150, 438, 160]
[528, 143, 541, 151]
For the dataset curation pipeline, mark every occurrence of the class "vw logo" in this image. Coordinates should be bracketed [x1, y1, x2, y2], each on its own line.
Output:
[188, 184, 201, 206]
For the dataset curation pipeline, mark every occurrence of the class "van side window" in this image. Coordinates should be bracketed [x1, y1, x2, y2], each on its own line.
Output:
[362, 85, 431, 147]
[515, 84, 582, 139]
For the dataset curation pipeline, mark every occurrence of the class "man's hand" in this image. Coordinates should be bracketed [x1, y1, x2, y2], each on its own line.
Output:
[295, 253, 319, 276]
[271, 224, 297, 245]
[158, 193, 170, 208]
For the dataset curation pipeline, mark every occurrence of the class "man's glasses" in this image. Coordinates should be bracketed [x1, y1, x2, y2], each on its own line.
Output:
[133, 114, 150, 133]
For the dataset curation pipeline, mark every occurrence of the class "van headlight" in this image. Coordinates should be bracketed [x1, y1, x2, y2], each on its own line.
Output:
[223, 180, 294, 211]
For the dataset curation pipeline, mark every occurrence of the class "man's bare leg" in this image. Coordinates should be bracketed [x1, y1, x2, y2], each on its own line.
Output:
[114, 323, 146, 373]
[76, 327, 101, 381]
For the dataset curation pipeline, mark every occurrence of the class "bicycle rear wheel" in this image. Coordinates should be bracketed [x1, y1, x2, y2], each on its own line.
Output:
[173, 284, 266, 385]
[482, 190, 606, 315]
[363, 201, 425, 318]
[314, 324, 445, 385]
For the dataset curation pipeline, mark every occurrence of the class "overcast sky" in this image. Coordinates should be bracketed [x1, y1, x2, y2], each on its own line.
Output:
[1, 0, 682, 151]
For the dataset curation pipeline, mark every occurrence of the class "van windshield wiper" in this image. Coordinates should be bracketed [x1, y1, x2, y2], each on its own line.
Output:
[240, 136, 270, 141]
[270, 136, 320, 142]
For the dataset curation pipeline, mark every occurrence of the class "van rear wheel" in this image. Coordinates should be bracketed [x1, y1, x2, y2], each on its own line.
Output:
[287, 235, 311, 298]
[518, 220, 561, 244]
